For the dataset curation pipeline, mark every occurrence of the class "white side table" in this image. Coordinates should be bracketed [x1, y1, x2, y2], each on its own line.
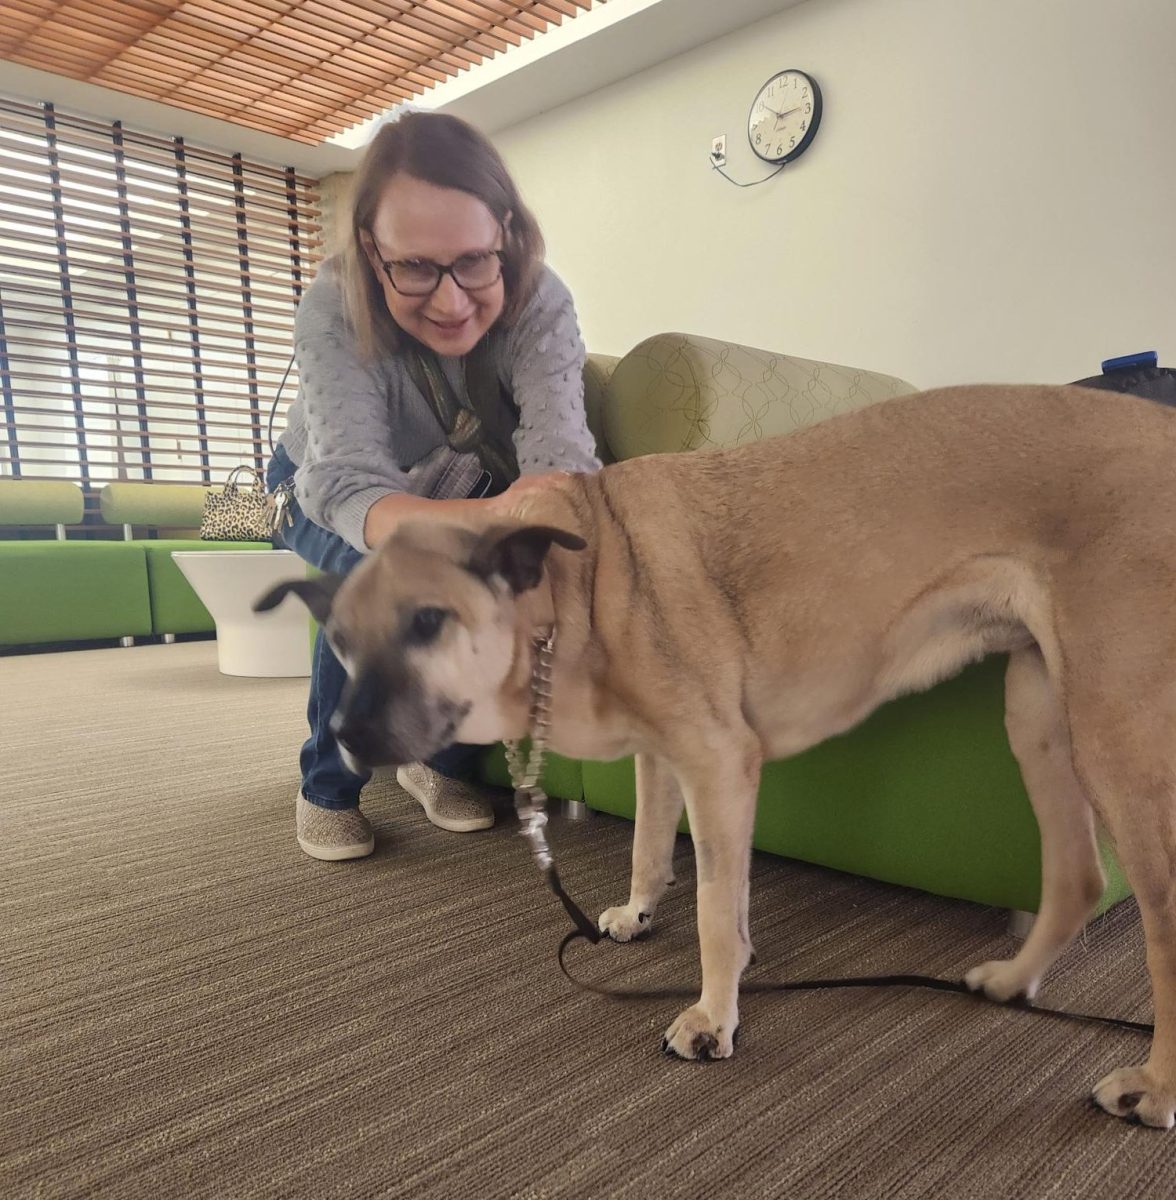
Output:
[172, 549, 312, 678]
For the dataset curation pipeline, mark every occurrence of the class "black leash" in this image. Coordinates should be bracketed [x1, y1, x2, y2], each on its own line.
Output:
[509, 734, 1151, 1040]
[550, 903, 1154, 1038]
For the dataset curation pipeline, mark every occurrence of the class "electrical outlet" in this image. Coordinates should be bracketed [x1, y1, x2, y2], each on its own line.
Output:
[710, 134, 727, 167]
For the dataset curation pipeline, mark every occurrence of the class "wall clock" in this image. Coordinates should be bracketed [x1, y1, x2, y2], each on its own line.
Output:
[748, 69, 822, 164]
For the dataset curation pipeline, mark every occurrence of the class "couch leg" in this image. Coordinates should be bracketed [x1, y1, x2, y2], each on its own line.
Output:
[120, 636, 135, 648]
[162, 634, 176, 644]
[560, 798, 590, 821]
[1007, 909, 1035, 940]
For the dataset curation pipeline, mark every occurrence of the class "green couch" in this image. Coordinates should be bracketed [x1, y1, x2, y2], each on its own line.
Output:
[478, 332, 1130, 918]
[0, 480, 152, 646]
[0, 479, 275, 648]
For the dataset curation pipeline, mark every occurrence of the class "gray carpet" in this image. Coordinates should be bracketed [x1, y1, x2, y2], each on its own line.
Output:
[2, 641, 1173, 1199]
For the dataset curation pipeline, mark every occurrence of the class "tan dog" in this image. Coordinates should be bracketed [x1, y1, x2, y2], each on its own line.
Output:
[259, 384, 1176, 1128]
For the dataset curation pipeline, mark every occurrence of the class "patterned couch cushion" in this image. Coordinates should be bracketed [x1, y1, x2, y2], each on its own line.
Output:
[602, 332, 917, 461]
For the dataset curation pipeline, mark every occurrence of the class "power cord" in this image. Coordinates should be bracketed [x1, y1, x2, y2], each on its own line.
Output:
[709, 153, 787, 188]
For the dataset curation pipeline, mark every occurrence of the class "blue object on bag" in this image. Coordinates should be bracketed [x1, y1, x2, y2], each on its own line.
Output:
[1101, 350, 1158, 373]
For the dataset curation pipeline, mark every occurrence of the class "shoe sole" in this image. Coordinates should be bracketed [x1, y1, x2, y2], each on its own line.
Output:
[396, 768, 495, 833]
[297, 834, 375, 861]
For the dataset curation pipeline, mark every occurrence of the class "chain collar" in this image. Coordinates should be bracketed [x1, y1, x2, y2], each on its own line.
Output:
[505, 626, 556, 868]
[504, 626, 556, 791]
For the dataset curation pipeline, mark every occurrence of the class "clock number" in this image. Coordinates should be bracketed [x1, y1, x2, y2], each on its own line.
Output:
[755, 132, 762, 144]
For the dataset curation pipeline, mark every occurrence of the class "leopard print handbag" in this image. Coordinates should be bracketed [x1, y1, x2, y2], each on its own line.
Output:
[200, 465, 273, 542]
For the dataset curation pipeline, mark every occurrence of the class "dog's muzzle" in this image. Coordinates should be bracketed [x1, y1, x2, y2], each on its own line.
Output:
[330, 667, 470, 770]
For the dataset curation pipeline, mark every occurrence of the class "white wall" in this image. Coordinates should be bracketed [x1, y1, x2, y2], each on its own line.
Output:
[494, 0, 1176, 388]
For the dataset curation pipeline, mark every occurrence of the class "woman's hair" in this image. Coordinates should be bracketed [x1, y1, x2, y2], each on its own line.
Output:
[341, 111, 546, 359]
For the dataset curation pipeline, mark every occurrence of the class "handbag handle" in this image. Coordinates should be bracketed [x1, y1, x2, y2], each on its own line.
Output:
[222, 465, 265, 494]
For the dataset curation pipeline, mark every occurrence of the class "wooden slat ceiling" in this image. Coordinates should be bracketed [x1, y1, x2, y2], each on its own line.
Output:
[0, 1, 603, 144]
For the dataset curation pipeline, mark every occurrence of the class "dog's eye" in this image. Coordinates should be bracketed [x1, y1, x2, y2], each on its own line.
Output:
[408, 606, 450, 644]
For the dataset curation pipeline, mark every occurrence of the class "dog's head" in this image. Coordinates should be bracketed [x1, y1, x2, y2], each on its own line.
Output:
[255, 520, 585, 771]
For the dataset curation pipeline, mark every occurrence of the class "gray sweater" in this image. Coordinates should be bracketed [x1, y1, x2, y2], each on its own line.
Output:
[278, 258, 602, 551]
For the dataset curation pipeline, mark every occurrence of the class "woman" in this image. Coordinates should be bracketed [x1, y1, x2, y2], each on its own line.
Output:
[266, 112, 600, 861]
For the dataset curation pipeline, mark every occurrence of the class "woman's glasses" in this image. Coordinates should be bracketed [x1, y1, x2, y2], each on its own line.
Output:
[370, 234, 505, 297]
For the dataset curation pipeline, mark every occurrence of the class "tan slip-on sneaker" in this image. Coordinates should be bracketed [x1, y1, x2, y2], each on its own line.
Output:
[295, 792, 375, 860]
[395, 764, 495, 833]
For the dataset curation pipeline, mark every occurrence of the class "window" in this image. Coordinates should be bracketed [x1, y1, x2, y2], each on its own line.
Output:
[0, 95, 321, 516]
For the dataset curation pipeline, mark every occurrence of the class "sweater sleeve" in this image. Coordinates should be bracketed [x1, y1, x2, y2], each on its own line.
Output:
[291, 267, 411, 552]
[504, 267, 602, 476]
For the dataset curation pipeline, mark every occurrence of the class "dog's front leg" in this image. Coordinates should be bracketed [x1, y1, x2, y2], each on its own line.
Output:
[600, 753, 683, 942]
[663, 741, 761, 1061]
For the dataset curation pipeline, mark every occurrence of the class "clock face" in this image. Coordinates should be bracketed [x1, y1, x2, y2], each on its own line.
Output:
[748, 70, 822, 164]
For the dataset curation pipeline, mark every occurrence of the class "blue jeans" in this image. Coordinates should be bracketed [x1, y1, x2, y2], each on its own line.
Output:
[266, 444, 482, 809]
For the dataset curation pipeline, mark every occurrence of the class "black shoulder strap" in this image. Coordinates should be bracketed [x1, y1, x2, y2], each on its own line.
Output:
[406, 341, 519, 489]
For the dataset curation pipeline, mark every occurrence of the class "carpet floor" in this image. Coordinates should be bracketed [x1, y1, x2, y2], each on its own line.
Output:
[2, 641, 1173, 1199]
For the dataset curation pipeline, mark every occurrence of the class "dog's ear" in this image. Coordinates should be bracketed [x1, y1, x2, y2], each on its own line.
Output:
[252, 574, 344, 625]
[467, 524, 586, 595]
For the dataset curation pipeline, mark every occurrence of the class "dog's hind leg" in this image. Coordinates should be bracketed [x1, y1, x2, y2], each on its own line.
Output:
[662, 734, 762, 1061]
[599, 753, 683, 942]
[965, 646, 1106, 1002]
[1069, 718, 1176, 1128]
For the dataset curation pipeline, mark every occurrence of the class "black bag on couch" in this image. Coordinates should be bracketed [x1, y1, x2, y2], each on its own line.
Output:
[1071, 350, 1176, 406]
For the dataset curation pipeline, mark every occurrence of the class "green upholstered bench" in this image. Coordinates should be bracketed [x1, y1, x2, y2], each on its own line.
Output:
[0, 480, 151, 647]
[0, 540, 151, 646]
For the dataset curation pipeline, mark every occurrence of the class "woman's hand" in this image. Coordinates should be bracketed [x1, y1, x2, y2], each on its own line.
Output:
[364, 470, 572, 548]
[486, 470, 571, 517]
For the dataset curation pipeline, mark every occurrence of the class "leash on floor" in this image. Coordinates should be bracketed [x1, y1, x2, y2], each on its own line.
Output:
[505, 671, 1151, 1040]
[547, 895, 1154, 1038]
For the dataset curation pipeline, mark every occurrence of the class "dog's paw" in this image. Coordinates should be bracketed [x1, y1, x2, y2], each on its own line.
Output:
[963, 958, 1041, 1003]
[662, 1004, 736, 1061]
[1093, 1066, 1176, 1129]
[598, 903, 653, 943]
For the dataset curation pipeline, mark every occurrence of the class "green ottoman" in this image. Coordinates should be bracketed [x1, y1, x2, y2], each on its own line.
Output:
[0, 541, 151, 646]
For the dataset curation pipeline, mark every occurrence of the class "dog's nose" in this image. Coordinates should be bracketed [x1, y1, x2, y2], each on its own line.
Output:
[330, 713, 381, 766]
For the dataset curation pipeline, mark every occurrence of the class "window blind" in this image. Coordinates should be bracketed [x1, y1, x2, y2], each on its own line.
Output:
[0, 95, 322, 519]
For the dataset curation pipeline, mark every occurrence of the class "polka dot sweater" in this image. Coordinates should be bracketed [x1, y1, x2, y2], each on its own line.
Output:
[277, 258, 602, 552]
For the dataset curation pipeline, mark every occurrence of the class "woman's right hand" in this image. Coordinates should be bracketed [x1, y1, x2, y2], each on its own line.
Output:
[485, 470, 571, 519]
[364, 469, 572, 548]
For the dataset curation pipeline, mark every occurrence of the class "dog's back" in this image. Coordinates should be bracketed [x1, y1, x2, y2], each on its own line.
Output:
[556, 383, 1176, 755]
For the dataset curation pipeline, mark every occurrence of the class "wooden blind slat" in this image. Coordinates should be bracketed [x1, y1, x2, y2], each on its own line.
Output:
[0, 277, 300, 329]
[0, 250, 303, 304]
[5, 400, 296, 425]
[0, 242, 313, 304]
[0, 176, 322, 238]
[0, 99, 319, 188]
[1, 311, 299, 363]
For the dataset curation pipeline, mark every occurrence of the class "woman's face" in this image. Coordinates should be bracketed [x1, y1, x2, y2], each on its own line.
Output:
[364, 174, 506, 357]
